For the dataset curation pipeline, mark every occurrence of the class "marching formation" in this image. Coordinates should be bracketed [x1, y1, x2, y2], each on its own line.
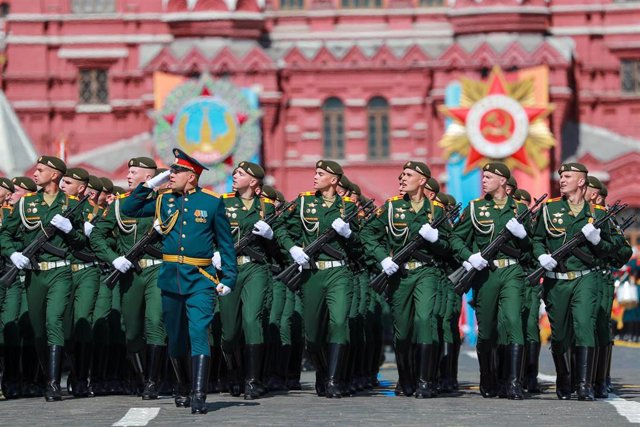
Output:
[0, 149, 633, 414]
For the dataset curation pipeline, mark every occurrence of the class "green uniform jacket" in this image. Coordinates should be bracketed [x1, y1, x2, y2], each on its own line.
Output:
[360, 194, 451, 265]
[532, 197, 613, 271]
[0, 190, 85, 261]
[609, 217, 633, 269]
[69, 200, 103, 264]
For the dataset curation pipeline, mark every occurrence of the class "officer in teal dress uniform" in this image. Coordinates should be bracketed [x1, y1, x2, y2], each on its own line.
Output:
[121, 148, 237, 414]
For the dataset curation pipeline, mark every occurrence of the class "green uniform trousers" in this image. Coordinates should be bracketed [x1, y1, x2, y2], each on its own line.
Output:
[119, 264, 165, 352]
[595, 271, 615, 346]
[522, 284, 541, 343]
[473, 265, 525, 346]
[279, 285, 302, 346]
[0, 280, 22, 348]
[300, 266, 351, 350]
[219, 262, 270, 349]
[441, 281, 461, 345]
[268, 278, 287, 346]
[25, 267, 72, 348]
[543, 273, 599, 353]
[64, 266, 100, 344]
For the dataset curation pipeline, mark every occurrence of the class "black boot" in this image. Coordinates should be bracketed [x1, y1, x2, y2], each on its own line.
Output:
[244, 344, 267, 400]
[415, 344, 437, 399]
[44, 345, 63, 402]
[141, 345, 164, 400]
[21, 345, 42, 397]
[307, 349, 327, 397]
[170, 354, 191, 408]
[208, 346, 221, 394]
[394, 345, 414, 397]
[594, 345, 610, 398]
[130, 351, 145, 395]
[286, 342, 303, 391]
[439, 342, 454, 394]
[452, 340, 461, 391]
[267, 345, 290, 392]
[495, 345, 508, 398]
[506, 344, 524, 400]
[325, 343, 346, 399]
[523, 342, 541, 393]
[73, 343, 92, 398]
[3, 346, 21, 399]
[575, 346, 595, 401]
[606, 342, 614, 393]
[552, 350, 572, 400]
[477, 342, 496, 398]
[223, 349, 243, 397]
[191, 355, 210, 414]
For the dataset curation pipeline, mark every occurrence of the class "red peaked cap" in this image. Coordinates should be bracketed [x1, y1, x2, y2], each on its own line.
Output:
[171, 148, 209, 175]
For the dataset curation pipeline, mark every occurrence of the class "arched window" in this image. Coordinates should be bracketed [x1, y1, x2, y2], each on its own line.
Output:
[323, 97, 345, 159]
[367, 96, 389, 160]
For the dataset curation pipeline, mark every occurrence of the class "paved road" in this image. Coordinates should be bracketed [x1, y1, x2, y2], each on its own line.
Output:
[2, 344, 639, 426]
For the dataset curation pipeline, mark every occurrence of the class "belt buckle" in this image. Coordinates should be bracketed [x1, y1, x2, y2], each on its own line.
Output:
[39, 262, 47, 271]
[318, 261, 326, 270]
[71, 264, 78, 272]
[567, 271, 576, 280]
[408, 261, 416, 270]
[498, 259, 506, 268]
[177, 255, 184, 264]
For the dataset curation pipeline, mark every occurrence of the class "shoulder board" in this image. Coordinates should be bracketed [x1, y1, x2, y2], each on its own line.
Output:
[201, 188, 220, 197]
[24, 192, 35, 198]
[299, 191, 315, 196]
[342, 196, 354, 203]
[117, 192, 130, 199]
[387, 195, 403, 202]
[433, 200, 445, 208]
[222, 192, 236, 199]
[593, 204, 606, 211]
[546, 197, 562, 203]
[262, 197, 275, 204]
[158, 188, 172, 194]
[472, 197, 484, 202]
[67, 195, 79, 201]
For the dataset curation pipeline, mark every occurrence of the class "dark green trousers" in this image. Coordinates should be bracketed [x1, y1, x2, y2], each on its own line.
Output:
[442, 281, 462, 345]
[25, 267, 72, 347]
[279, 284, 302, 346]
[522, 284, 541, 343]
[268, 279, 287, 346]
[595, 271, 615, 346]
[64, 266, 100, 344]
[0, 280, 22, 348]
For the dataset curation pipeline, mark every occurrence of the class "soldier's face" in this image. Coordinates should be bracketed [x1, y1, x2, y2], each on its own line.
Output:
[313, 169, 337, 190]
[98, 191, 110, 205]
[424, 188, 436, 201]
[0, 188, 11, 203]
[232, 168, 254, 191]
[559, 172, 585, 195]
[127, 166, 153, 189]
[506, 185, 515, 196]
[33, 164, 56, 186]
[336, 185, 350, 198]
[60, 177, 86, 197]
[596, 195, 605, 205]
[10, 187, 27, 205]
[400, 169, 426, 193]
[169, 168, 196, 193]
[584, 187, 599, 203]
[481, 171, 505, 194]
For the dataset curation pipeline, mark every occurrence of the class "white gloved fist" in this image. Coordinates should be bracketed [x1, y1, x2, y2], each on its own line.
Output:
[380, 256, 399, 276]
[10, 252, 30, 270]
[212, 251, 221, 270]
[538, 254, 558, 272]
[462, 261, 473, 272]
[506, 218, 527, 240]
[331, 218, 352, 239]
[418, 223, 439, 243]
[581, 223, 601, 245]
[83, 221, 94, 238]
[112, 256, 133, 273]
[51, 214, 72, 234]
[146, 170, 171, 189]
[289, 245, 310, 266]
[252, 220, 274, 240]
[216, 284, 231, 296]
[468, 252, 489, 271]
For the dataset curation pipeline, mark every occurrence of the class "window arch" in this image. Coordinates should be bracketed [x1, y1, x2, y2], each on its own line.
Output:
[323, 97, 345, 159]
[367, 96, 389, 160]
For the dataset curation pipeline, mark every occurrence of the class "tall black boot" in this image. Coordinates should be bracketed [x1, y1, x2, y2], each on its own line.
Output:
[244, 344, 267, 400]
[477, 342, 496, 398]
[223, 349, 243, 397]
[552, 350, 572, 400]
[208, 346, 221, 394]
[91, 343, 109, 396]
[268, 344, 290, 392]
[394, 345, 414, 397]
[169, 354, 191, 408]
[73, 343, 92, 397]
[21, 345, 41, 397]
[452, 340, 461, 391]
[44, 345, 63, 402]
[141, 345, 164, 400]
[606, 342, 614, 393]
[307, 348, 327, 397]
[523, 341, 541, 393]
[191, 355, 210, 414]
[286, 339, 303, 391]
[594, 345, 609, 398]
[325, 343, 346, 399]
[575, 346, 595, 401]
[129, 352, 145, 396]
[415, 344, 437, 399]
[506, 344, 524, 400]
[3, 346, 21, 399]
[107, 344, 125, 395]
[438, 342, 454, 394]
[496, 345, 508, 398]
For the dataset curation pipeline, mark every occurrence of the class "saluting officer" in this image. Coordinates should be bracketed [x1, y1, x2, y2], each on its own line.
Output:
[121, 148, 237, 414]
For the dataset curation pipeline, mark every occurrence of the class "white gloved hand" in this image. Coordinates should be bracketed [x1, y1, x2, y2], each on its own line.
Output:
[146, 170, 171, 189]
[418, 223, 439, 243]
[51, 214, 72, 234]
[289, 245, 310, 266]
[468, 252, 489, 271]
[112, 256, 133, 273]
[252, 220, 274, 240]
[153, 219, 162, 234]
[506, 218, 527, 240]
[581, 223, 601, 245]
[216, 284, 231, 296]
[83, 221, 94, 238]
[212, 251, 221, 270]
[331, 218, 352, 239]
[380, 256, 400, 276]
[538, 254, 558, 272]
[10, 252, 30, 270]
[463, 261, 473, 272]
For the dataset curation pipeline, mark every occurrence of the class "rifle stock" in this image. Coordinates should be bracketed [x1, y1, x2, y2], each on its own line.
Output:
[104, 226, 162, 289]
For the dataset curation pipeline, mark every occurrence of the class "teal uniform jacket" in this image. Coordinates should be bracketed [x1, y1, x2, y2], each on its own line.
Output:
[121, 183, 237, 295]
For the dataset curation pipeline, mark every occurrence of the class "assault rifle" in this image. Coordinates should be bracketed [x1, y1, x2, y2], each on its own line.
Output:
[370, 203, 462, 295]
[1, 193, 91, 287]
[527, 200, 626, 286]
[104, 225, 162, 289]
[451, 193, 547, 295]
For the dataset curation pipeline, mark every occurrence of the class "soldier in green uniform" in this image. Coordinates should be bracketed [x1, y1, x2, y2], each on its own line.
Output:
[90, 158, 167, 399]
[279, 160, 359, 398]
[121, 148, 237, 414]
[450, 162, 531, 400]
[0, 177, 17, 399]
[0, 156, 86, 402]
[532, 162, 614, 401]
[361, 162, 450, 399]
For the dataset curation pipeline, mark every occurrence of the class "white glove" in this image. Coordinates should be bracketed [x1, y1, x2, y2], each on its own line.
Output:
[112, 256, 133, 273]
[153, 219, 162, 234]
[463, 261, 473, 272]
[10, 252, 30, 270]
[51, 214, 72, 234]
[146, 170, 171, 188]
[212, 251, 221, 270]
[380, 256, 399, 276]
[506, 218, 527, 240]
[581, 223, 601, 245]
[216, 284, 231, 296]
[331, 218, 352, 239]
[418, 223, 439, 243]
[468, 252, 488, 271]
[538, 254, 557, 271]
[83, 221, 94, 238]
[252, 220, 274, 240]
[289, 245, 310, 266]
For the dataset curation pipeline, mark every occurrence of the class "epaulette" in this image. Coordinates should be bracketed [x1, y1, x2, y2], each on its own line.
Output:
[222, 192, 236, 199]
[67, 195, 79, 201]
[433, 200, 445, 208]
[24, 192, 35, 198]
[546, 197, 562, 203]
[202, 188, 220, 197]
[299, 191, 315, 196]
[117, 192, 130, 199]
[262, 197, 275, 204]
[158, 188, 172, 194]
[387, 195, 403, 202]
[594, 204, 606, 211]
[472, 197, 484, 202]
[342, 196, 354, 203]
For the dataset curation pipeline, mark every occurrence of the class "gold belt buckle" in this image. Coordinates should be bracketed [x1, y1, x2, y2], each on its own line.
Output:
[407, 261, 416, 270]
[318, 261, 326, 270]
[39, 262, 48, 271]
[177, 255, 185, 264]
[71, 264, 79, 272]
[498, 259, 506, 268]
[567, 271, 576, 280]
